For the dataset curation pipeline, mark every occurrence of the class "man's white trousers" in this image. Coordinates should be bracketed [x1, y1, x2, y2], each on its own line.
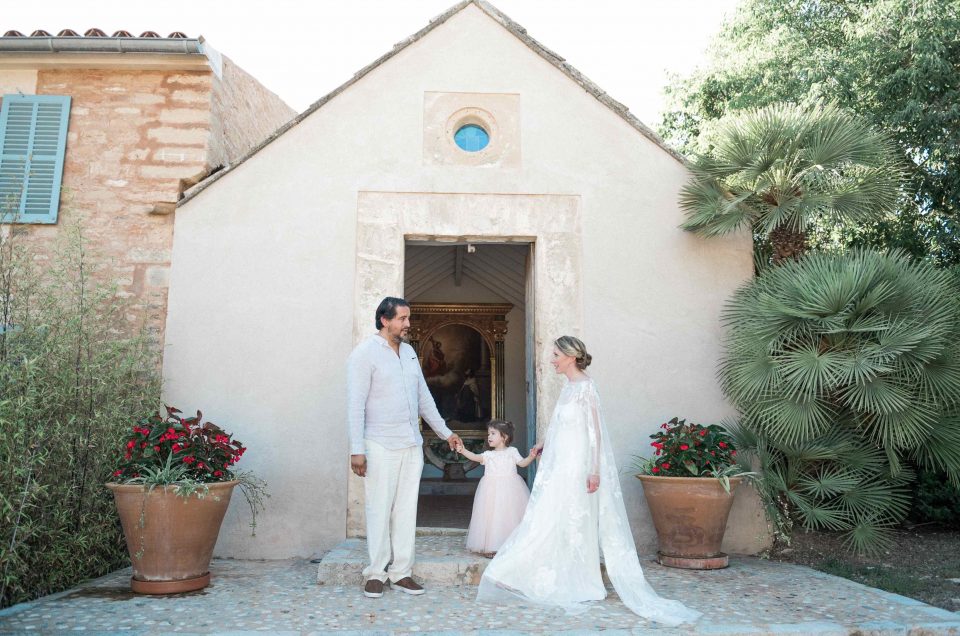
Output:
[362, 439, 423, 583]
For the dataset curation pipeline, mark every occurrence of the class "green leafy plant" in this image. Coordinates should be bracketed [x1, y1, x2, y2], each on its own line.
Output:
[112, 407, 246, 483]
[720, 249, 960, 552]
[633, 417, 750, 492]
[911, 467, 960, 526]
[679, 102, 902, 266]
[109, 407, 268, 533]
[0, 219, 161, 608]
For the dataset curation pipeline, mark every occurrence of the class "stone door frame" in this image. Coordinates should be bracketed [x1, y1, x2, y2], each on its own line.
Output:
[347, 191, 582, 537]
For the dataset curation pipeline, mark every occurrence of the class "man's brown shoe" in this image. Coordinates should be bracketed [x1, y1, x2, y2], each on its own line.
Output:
[393, 576, 425, 595]
[363, 579, 384, 598]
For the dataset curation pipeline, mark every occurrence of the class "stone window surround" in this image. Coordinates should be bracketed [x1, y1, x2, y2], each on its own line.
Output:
[347, 190, 581, 536]
[423, 91, 520, 168]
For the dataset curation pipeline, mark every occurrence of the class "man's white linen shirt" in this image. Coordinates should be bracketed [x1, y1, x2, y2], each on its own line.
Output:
[347, 333, 453, 455]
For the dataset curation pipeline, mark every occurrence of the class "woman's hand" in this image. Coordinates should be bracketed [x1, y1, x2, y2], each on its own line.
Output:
[587, 473, 600, 494]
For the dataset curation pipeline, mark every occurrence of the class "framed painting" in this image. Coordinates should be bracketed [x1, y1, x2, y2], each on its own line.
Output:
[408, 303, 512, 472]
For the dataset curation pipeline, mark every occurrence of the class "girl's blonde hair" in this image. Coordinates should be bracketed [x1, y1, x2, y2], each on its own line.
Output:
[554, 335, 592, 370]
[487, 419, 515, 446]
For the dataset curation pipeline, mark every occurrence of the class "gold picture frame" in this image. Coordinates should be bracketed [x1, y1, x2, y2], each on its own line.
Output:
[409, 302, 512, 471]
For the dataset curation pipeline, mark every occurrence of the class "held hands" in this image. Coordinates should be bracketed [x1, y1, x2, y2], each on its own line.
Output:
[587, 473, 600, 494]
[530, 443, 544, 459]
[447, 433, 463, 452]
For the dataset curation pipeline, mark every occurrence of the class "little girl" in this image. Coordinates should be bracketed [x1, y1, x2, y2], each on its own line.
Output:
[455, 419, 538, 555]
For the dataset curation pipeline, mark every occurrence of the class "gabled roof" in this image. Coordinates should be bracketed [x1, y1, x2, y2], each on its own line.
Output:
[180, 0, 685, 206]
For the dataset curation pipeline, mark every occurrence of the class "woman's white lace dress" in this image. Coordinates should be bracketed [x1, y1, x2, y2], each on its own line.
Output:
[476, 378, 702, 626]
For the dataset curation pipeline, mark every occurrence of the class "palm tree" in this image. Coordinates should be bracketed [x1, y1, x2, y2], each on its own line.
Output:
[679, 103, 903, 265]
[721, 249, 960, 551]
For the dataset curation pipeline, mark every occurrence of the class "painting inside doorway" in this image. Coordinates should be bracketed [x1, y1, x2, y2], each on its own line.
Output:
[421, 323, 491, 429]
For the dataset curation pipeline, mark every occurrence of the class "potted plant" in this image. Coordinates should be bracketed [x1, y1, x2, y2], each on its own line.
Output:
[634, 417, 750, 570]
[106, 407, 267, 594]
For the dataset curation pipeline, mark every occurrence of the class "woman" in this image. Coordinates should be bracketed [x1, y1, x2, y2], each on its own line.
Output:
[476, 336, 701, 626]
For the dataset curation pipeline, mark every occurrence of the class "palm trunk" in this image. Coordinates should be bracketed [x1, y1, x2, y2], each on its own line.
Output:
[769, 224, 808, 264]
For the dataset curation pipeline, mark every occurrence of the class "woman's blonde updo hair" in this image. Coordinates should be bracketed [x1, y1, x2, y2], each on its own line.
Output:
[554, 335, 592, 370]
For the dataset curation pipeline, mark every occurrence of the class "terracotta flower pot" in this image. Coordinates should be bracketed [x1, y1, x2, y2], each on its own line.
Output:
[636, 474, 742, 570]
[106, 480, 237, 594]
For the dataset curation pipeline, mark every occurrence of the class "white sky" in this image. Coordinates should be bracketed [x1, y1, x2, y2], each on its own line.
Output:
[5, 0, 740, 127]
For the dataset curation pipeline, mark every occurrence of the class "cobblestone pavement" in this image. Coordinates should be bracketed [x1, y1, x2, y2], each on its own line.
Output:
[1, 556, 958, 635]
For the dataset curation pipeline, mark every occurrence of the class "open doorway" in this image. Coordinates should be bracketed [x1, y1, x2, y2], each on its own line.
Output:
[405, 241, 533, 528]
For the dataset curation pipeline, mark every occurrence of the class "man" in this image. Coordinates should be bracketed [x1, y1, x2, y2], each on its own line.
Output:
[347, 296, 461, 598]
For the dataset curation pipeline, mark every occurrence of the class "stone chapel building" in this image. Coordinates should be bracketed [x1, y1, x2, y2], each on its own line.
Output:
[162, 0, 768, 560]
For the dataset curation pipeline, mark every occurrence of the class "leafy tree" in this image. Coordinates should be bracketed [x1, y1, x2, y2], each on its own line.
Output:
[679, 102, 902, 264]
[721, 249, 960, 551]
[661, 0, 960, 265]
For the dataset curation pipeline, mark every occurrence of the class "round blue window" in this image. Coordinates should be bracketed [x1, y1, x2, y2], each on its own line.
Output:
[454, 124, 490, 152]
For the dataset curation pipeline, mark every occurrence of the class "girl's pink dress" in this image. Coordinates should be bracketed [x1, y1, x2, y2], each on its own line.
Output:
[466, 447, 530, 553]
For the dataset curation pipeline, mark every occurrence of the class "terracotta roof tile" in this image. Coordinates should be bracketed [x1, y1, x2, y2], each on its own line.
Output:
[0, 29, 192, 39]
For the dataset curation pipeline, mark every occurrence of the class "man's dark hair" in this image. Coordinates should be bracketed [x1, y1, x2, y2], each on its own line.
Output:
[375, 296, 410, 329]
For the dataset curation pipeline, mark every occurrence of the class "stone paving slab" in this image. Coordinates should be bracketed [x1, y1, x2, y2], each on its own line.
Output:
[318, 532, 489, 586]
[0, 553, 958, 634]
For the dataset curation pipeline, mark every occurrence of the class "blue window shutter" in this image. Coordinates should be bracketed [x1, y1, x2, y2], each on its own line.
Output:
[0, 94, 71, 224]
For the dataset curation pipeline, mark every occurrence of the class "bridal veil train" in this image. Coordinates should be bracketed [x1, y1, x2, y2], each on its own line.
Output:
[476, 378, 702, 627]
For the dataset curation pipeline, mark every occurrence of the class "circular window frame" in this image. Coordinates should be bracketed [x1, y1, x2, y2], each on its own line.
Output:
[445, 107, 498, 156]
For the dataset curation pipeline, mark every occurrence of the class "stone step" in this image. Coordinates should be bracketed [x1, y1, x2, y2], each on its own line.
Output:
[317, 529, 491, 587]
[317, 528, 616, 589]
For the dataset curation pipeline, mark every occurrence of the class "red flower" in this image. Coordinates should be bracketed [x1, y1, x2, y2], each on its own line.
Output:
[112, 469, 122, 477]
[172, 443, 181, 453]
[153, 445, 161, 452]
[126, 440, 135, 449]
[213, 470, 223, 477]
[197, 462, 205, 469]
[718, 442, 727, 448]
[731, 450, 737, 456]
[183, 456, 195, 464]
[140, 442, 147, 449]
[662, 463, 671, 469]
[700, 429, 707, 437]
[655, 449, 661, 455]
[680, 444, 689, 451]
[651, 466, 660, 473]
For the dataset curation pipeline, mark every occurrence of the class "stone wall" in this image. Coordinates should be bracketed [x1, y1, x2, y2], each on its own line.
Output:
[209, 56, 296, 168]
[1, 62, 294, 347]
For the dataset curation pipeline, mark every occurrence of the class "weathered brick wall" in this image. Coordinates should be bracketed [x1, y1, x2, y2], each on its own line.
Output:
[2, 61, 294, 349]
[208, 55, 296, 168]
[9, 68, 217, 346]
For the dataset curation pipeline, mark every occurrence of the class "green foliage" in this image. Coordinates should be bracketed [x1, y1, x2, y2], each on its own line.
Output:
[661, 0, 960, 265]
[911, 467, 960, 525]
[112, 407, 247, 483]
[0, 222, 161, 608]
[633, 417, 741, 481]
[113, 408, 268, 534]
[721, 249, 960, 551]
[680, 102, 902, 264]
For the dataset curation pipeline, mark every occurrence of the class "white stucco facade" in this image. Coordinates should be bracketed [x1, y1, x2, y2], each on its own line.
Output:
[163, 2, 766, 559]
